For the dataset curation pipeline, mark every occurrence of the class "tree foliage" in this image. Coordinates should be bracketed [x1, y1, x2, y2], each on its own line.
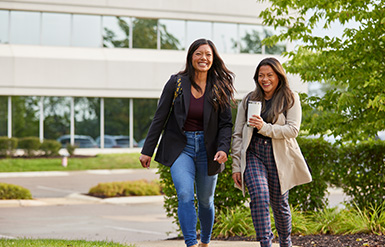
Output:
[258, 0, 385, 142]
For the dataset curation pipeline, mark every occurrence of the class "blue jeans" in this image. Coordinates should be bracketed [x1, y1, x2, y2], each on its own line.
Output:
[170, 131, 218, 247]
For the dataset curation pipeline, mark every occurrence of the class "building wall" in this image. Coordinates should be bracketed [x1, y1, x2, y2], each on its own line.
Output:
[0, 0, 270, 23]
[0, 0, 307, 100]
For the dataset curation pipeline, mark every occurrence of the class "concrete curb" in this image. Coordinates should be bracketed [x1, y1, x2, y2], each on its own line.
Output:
[0, 194, 164, 207]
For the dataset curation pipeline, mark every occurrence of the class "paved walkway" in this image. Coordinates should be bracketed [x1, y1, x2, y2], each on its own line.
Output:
[0, 169, 345, 246]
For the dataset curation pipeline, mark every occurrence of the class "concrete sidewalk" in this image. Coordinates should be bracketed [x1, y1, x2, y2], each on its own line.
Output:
[133, 240, 275, 246]
[0, 169, 314, 246]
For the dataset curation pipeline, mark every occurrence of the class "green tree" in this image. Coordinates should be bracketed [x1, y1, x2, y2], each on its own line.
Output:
[103, 17, 180, 50]
[43, 97, 71, 139]
[259, 0, 385, 142]
[103, 17, 130, 48]
[239, 29, 263, 53]
[12, 97, 39, 138]
[133, 99, 158, 141]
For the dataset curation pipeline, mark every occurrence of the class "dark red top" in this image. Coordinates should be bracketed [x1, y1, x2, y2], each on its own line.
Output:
[183, 93, 204, 131]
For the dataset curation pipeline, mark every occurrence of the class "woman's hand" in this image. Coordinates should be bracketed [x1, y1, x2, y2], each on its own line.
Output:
[249, 115, 264, 130]
[139, 154, 152, 169]
[213, 150, 228, 164]
[232, 172, 242, 188]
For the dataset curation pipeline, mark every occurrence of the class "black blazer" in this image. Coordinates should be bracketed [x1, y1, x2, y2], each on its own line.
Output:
[141, 74, 233, 176]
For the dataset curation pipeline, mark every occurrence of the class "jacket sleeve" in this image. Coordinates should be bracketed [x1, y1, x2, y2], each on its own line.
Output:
[216, 102, 233, 155]
[231, 96, 247, 173]
[141, 75, 177, 157]
[258, 92, 302, 139]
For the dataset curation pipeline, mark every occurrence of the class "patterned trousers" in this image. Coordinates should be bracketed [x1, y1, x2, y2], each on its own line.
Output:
[244, 135, 292, 247]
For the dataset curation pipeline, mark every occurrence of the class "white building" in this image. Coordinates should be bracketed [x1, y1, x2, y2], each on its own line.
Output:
[0, 0, 306, 148]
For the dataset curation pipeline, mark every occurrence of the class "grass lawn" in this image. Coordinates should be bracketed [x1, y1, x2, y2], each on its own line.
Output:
[0, 153, 142, 172]
[0, 239, 135, 247]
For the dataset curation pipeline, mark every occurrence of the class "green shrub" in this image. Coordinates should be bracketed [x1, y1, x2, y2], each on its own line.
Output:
[157, 156, 250, 234]
[335, 140, 385, 209]
[0, 137, 18, 157]
[88, 180, 162, 198]
[18, 136, 41, 157]
[66, 143, 77, 156]
[40, 139, 61, 156]
[0, 183, 32, 199]
[212, 205, 254, 238]
[291, 137, 337, 211]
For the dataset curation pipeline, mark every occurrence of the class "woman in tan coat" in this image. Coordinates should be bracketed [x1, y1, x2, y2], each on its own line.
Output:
[231, 57, 311, 247]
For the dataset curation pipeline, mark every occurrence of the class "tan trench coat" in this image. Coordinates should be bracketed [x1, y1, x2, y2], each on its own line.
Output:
[231, 92, 312, 196]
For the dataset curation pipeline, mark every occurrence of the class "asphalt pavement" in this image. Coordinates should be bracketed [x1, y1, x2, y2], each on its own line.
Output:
[0, 168, 346, 246]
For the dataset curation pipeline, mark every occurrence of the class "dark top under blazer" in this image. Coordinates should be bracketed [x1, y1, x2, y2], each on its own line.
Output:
[141, 74, 233, 176]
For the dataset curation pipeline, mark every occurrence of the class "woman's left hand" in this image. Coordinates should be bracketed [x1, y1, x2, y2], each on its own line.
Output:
[249, 115, 264, 130]
[214, 150, 228, 164]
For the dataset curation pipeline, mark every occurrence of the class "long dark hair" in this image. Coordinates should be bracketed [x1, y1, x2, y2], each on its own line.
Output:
[179, 38, 235, 111]
[245, 57, 294, 123]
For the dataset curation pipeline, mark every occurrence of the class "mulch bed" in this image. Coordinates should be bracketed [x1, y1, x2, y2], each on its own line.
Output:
[219, 234, 385, 247]
[170, 234, 385, 246]
[288, 234, 385, 247]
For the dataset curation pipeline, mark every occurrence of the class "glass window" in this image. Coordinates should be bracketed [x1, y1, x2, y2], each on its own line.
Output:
[186, 21, 212, 48]
[102, 16, 131, 48]
[133, 98, 158, 147]
[104, 98, 129, 136]
[10, 11, 40, 45]
[0, 10, 9, 44]
[212, 22, 238, 54]
[132, 18, 158, 49]
[41, 12, 71, 46]
[239, 24, 264, 54]
[0, 96, 7, 136]
[42, 97, 71, 140]
[74, 97, 99, 141]
[159, 19, 185, 50]
[72, 14, 102, 47]
[12, 96, 39, 138]
[263, 26, 287, 55]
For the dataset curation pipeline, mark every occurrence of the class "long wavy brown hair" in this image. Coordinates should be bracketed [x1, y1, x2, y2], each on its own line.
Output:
[179, 38, 235, 111]
[245, 57, 294, 123]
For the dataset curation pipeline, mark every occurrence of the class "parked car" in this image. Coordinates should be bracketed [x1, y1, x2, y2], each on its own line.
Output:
[57, 135, 98, 148]
[95, 135, 138, 148]
[137, 138, 146, 148]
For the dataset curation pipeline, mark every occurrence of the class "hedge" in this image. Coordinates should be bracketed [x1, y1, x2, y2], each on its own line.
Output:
[291, 137, 337, 211]
[333, 140, 385, 209]
[0, 136, 61, 157]
[41, 139, 61, 157]
[17, 137, 41, 157]
[0, 137, 18, 157]
[0, 183, 32, 200]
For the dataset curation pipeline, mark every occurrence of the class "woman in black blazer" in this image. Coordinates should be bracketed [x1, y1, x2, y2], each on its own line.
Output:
[140, 38, 235, 247]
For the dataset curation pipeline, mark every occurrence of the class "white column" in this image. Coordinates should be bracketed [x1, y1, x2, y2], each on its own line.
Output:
[70, 97, 75, 145]
[7, 96, 11, 138]
[157, 21, 161, 50]
[100, 98, 104, 149]
[129, 98, 134, 148]
[39, 96, 44, 142]
[129, 18, 133, 49]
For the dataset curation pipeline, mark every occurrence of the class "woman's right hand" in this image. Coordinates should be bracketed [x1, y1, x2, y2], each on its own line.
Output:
[139, 154, 152, 169]
[232, 172, 242, 188]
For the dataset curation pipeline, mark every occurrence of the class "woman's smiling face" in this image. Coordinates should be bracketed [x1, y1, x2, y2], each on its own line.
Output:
[258, 65, 279, 99]
[192, 44, 213, 73]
